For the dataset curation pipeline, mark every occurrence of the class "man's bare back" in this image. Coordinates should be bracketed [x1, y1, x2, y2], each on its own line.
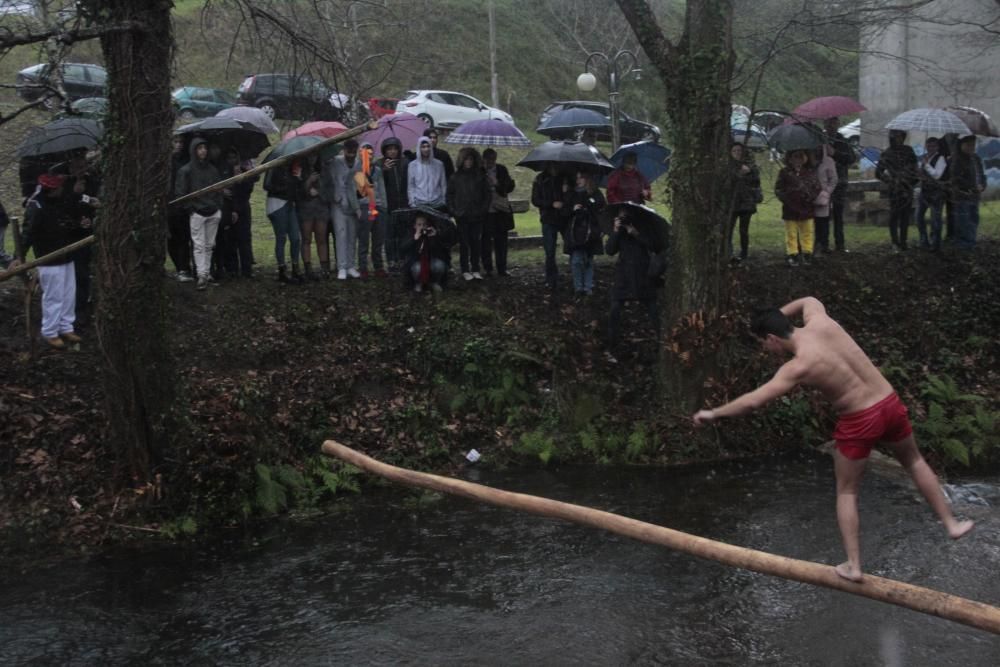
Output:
[780, 302, 894, 415]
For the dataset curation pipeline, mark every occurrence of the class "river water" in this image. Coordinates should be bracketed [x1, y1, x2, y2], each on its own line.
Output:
[2, 453, 999, 665]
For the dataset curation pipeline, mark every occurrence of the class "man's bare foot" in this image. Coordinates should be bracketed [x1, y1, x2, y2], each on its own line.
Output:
[835, 561, 864, 582]
[948, 519, 975, 540]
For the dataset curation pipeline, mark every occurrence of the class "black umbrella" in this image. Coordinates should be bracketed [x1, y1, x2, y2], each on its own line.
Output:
[16, 117, 103, 158]
[175, 116, 270, 159]
[537, 107, 610, 138]
[766, 122, 826, 153]
[598, 201, 670, 247]
[517, 140, 615, 174]
[393, 205, 457, 239]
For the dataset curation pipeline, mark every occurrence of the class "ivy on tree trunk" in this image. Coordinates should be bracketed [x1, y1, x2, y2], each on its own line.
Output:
[84, 0, 176, 482]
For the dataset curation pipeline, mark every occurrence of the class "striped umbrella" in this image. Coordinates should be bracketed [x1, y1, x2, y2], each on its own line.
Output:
[884, 108, 971, 135]
[444, 119, 531, 147]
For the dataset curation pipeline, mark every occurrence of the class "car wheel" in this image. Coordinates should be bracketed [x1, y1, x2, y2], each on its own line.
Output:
[179, 108, 196, 122]
[417, 113, 434, 128]
[258, 103, 277, 120]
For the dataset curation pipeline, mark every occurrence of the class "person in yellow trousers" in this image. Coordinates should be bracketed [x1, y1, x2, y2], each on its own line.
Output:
[775, 149, 821, 266]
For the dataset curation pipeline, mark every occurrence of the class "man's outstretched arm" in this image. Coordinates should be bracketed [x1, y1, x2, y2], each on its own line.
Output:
[780, 297, 826, 323]
[692, 363, 801, 426]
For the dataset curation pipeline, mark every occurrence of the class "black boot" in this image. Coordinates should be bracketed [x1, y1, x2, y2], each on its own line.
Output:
[320, 260, 331, 279]
[304, 262, 319, 282]
[277, 265, 290, 283]
[290, 263, 305, 284]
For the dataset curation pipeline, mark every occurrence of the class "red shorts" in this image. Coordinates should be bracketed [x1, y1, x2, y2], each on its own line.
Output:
[833, 392, 913, 460]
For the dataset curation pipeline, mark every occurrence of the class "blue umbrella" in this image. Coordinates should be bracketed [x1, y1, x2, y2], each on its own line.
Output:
[608, 140, 671, 183]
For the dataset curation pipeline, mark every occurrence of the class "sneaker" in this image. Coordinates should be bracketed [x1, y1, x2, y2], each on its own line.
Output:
[472, 272, 483, 280]
[414, 284, 423, 293]
[801, 253, 812, 266]
[60, 331, 82, 343]
[196, 278, 208, 290]
[462, 272, 474, 281]
[44, 336, 66, 350]
[785, 256, 798, 267]
[347, 268, 361, 278]
[175, 271, 194, 283]
[430, 283, 443, 292]
[337, 269, 348, 280]
[497, 270, 511, 277]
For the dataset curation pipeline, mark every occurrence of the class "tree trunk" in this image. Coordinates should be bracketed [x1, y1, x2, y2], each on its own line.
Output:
[617, 0, 734, 409]
[88, 0, 175, 482]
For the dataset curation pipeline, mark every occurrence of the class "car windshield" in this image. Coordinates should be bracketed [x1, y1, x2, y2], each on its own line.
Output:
[171, 88, 187, 96]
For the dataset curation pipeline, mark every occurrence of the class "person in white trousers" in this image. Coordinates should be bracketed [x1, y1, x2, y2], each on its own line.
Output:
[11, 173, 81, 349]
[174, 138, 224, 290]
[321, 139, 362, 280]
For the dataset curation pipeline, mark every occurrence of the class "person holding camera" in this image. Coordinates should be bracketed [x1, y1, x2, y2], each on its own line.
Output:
[401, 211, 454, 293]
[606, 208, 664, 352]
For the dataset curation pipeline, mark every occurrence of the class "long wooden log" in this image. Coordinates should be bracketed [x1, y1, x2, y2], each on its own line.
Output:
[168, 119, 377, 209]
[321, 440, 1000, 636]
[0, 235, 95, 283]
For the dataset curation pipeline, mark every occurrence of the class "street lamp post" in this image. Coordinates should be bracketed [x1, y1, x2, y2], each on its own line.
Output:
[577, 50, 639, 151]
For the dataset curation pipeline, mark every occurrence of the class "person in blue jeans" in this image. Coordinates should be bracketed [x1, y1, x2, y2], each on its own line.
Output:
[563, 171, 605, 296]
[949, 135, 985, 250]
[916, 136, 948, 252]
[263, 159, 306, 283]
[531, 163, 569, 291]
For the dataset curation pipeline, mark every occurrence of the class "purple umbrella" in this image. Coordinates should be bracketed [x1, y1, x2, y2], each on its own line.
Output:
[216, 106, 280, 135]
[360, 112, 428, 157]
[793, 96, 866, 121]
[444, 119, 532, 147]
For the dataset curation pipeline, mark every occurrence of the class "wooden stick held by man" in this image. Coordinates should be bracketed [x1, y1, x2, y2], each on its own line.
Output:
[692, 297, 974, 582]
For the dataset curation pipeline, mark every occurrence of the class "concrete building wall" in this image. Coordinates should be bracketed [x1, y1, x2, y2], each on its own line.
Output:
[859, 0, 1000, 147]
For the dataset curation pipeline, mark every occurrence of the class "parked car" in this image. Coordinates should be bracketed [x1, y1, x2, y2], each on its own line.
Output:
[16, 62, 107, 108]
[236, 73, 335, 121]
[172, 86, 238, 121]
[396, 90, 514, 129]
[838, 119, 861, 146]
[369, 97, 400, 120]
[56, 96, 108, 120]
[731, 109, 768, 149]
[536, 101, 660, 144]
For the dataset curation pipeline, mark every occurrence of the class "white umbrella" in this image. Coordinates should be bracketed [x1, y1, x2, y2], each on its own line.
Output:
[884, 108, 971, 135]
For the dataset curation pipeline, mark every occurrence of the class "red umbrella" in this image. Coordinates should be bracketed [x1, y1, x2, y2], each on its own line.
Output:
[793, 96, 866, 120]
[283, 121, 349, 141]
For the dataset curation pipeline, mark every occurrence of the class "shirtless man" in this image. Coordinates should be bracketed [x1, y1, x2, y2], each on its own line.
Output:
[692, 297, 974, 582]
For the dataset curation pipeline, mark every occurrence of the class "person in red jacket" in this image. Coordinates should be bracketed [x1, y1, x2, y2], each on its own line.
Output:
[606, 152, 651, 204]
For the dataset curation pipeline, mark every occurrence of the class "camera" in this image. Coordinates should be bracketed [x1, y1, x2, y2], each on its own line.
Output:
[80, 194, 92, 204]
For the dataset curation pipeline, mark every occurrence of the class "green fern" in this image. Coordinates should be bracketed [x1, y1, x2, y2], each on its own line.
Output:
[255, 464, 288, 515]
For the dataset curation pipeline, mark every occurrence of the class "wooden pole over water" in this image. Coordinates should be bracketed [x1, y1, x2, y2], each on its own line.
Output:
[321, 440, 1000, 636]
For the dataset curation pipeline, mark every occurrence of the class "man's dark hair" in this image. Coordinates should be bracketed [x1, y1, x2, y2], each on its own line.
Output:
[482, 148, 497, 160]
[423, 128, 438, 138]
[344, 139, 359, 150]
[750, 308, 793, 339]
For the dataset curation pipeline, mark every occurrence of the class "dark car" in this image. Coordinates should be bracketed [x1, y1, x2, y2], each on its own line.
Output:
[56, 97, 109, 120]
[16, 63, 107, 108]
[236, 73, 335, 121]
[536, 100, 661, 144]
[172, 86, 238, 121]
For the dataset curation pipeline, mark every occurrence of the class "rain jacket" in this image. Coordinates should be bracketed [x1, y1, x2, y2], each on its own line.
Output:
[606, 222, 663, 302]
[949, 151, 985, 202]
[814, 154, 839, 218]
[447, 163, 492, 219]
[407, 137, 446, 208]
[174, 138, 223, 215]
[730, 158, 761, 214]
[606, 167, 649, 204]
[22, 191, 76, 265]
[378, 137, 410, 212]
[876, 139, 919, 204]
[321, 152, 361, 213]
[531, 171, 568, 228]
[775, 164, 821, 221]
[563, 187, 605, 255]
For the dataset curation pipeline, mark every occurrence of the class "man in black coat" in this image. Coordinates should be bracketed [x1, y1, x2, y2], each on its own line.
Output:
[824, 117, 857, 252]
[875, 129, 919, 251]
[379, 137, 410, 271]
[481, 148, 516, 276]
[605, 208, 665, 352]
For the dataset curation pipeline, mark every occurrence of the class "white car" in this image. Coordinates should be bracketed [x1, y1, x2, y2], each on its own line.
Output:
[838, 119, 861, 145]
[396, 90, 514, 129]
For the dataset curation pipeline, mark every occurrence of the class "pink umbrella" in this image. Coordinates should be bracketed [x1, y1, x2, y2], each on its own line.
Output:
[793, 96, 866, 121]
[283, 121, 349, 141]
[360, 112, 429, 156]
